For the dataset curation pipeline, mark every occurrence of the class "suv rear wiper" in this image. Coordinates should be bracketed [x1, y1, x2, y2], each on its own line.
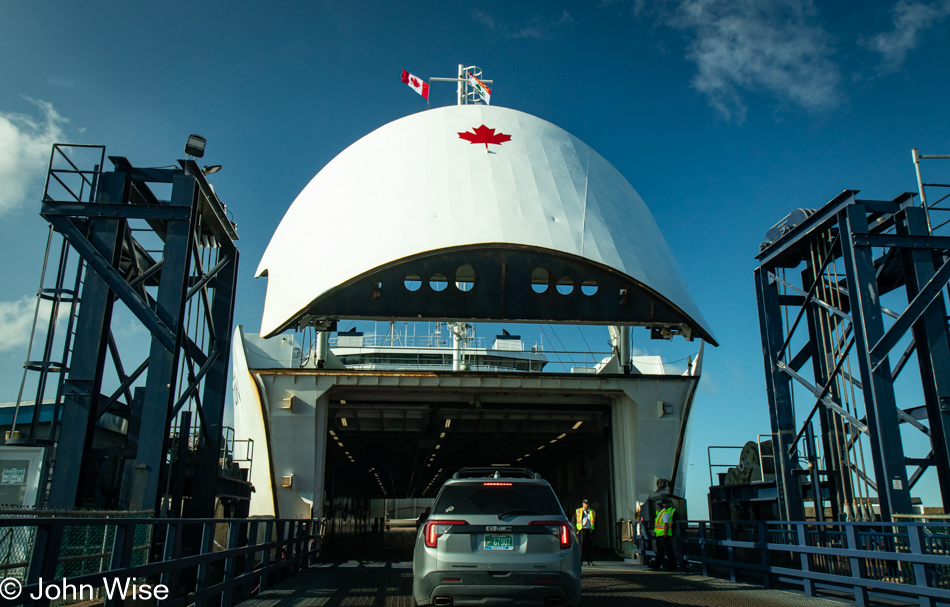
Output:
[497, 509, 538, 519]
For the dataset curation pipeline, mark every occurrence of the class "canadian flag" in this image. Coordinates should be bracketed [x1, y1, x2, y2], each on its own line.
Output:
[401, 69, 430, 100]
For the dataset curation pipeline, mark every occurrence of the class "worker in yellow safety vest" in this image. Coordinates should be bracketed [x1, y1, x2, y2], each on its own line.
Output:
[575, 499, 596, 566]
[650, 499, 677, 570]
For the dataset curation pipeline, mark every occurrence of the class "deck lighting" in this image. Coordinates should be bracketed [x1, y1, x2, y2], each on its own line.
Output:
[549, 439, 557, 444]
[572, 421, 583, 430]
[337, 442, 344, 447]
[558, 434, 567, 439]
[537, 445, 545, 450]
[444, 419, 452, 428]
[440, 432, 446, 438]
[341, 417, 348, 427]
[435, 444, 441, 450]
[184, 134, 207, 158]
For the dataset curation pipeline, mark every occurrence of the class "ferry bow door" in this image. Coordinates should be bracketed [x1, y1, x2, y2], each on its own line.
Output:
[611, 393, 642, 559]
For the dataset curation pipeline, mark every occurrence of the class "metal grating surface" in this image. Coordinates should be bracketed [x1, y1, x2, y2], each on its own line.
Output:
[240, 565, 848, 607]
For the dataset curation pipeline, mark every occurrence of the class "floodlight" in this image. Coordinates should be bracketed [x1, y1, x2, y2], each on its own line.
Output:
[184, 134, 207, 158]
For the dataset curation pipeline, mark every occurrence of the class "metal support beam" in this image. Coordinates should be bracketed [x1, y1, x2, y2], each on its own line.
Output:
[131, 175, 197, 511]
[755, 266, 806, 521]
[188, 244, 239, 517]
[802, 266, 844, 522]
[899, 207, 950, 509]
[804, 421, 824, 521]
[42, 200, 192, 221]
[46, 213, 177, 351]
[838, 203, 912, 518]
[48, 171, 126, 508]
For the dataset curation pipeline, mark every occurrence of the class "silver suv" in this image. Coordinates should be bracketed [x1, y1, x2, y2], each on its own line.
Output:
[412, 467, 582, 607]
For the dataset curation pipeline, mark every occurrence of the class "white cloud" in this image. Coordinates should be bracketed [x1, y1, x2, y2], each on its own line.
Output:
[0, 98, 68, 216]
[472, 9, 573, 39]
[0, 294, 71, 357]
[663, 0, 840, 122]
[0, 296, 41, 354]
[865, 0, 950, 73]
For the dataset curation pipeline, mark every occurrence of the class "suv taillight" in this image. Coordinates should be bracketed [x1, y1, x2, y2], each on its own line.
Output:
[424, 520, 468, 548]
[530, 520, 573, 549]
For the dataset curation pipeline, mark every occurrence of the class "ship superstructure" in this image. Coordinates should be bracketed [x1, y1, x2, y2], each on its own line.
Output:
[233, 72, 715, 557]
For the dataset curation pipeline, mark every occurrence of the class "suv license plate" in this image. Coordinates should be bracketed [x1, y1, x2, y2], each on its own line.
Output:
[484, 534, 513, 550]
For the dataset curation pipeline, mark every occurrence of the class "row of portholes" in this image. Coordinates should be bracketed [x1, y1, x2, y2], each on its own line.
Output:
[531, 267, 598, 296]
[404, 264, 476, 292]
[401, 265, 598, 297]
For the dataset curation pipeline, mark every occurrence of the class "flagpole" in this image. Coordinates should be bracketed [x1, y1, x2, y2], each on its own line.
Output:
[429, 65, 492, 106]
[428, 77, 494, 102]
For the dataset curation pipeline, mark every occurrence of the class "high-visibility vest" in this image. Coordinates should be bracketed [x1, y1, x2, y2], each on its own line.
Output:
[575, 507, 595, 531]
[654, 507, 676, 537]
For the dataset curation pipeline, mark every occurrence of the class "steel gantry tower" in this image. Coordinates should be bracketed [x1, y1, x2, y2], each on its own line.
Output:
[6, 143, 245, 517]
[755, 180, 950, 522]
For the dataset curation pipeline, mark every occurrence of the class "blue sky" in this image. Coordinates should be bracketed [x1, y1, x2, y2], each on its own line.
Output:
[1, 0, 948, 516]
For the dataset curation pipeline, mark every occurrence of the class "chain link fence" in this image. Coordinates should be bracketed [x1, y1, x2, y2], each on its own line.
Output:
[0, 507, 153, 604]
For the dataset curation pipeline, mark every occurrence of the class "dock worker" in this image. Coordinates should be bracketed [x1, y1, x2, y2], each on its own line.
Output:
[575, 499, 596, 566]
[651, 498, 678, 571]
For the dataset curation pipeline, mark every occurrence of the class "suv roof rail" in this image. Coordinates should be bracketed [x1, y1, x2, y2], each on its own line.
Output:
[452, 467, 541, 480]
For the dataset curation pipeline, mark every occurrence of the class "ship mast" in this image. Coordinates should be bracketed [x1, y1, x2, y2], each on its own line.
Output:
[429, 65, 492, 106]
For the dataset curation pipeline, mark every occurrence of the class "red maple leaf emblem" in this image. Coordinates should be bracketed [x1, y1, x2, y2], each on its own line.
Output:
[411, 77, 420, 87]
[458, 125, 512, 150]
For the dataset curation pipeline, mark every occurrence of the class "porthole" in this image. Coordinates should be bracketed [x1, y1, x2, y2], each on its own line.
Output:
[531, 267, 549, 294]
[404, 274, 422, 292]
[556, 277, 574, 295]
[581, 279, 598, 296]
[429, 273, 448, 292]
[455, 265, 475, 292]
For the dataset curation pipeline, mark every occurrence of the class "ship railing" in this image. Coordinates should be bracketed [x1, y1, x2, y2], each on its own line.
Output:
[331, 333, 547, 351]
[677, 519, 950, 605]
[0, 514, 318, 606]
[334, 348, 625, 373]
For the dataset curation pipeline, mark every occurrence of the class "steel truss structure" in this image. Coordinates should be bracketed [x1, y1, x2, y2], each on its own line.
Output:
[755, 182, 950, 522]
[7, 144, 242, 517]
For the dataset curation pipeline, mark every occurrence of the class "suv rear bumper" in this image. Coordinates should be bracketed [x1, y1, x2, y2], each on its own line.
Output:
[413, 570, 581, 606]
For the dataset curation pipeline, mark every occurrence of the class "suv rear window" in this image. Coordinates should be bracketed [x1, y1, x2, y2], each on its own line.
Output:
[433, 482, 565, 516]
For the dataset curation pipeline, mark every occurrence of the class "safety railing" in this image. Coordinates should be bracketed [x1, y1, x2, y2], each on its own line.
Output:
[0, 516, 319, 607]
[679, 520, 950, 606]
